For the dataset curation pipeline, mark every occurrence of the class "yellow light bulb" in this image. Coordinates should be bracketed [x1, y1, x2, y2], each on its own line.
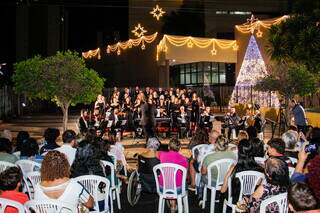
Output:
[211, 49, 217, 55]
[117, 49, 121, 55]
[187, 40, 193, 48]
[141, 44, 146, 50]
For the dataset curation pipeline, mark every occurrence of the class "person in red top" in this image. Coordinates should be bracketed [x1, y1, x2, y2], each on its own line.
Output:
[0, 167, 29, 212]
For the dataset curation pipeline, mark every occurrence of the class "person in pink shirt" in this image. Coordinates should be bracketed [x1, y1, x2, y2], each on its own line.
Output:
[157, 137, 188, 212]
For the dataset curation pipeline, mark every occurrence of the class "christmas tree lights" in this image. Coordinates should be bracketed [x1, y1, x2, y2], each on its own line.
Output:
[229, 35, 279, 107]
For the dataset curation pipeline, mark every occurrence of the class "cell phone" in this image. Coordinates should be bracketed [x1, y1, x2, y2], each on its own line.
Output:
[304, 144, 318, 153]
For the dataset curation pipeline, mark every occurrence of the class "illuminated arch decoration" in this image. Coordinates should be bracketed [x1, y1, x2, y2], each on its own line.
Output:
[82, 48, 101, 60]
[236, 15, 289, 37]
[229, 35, 279, 107]
[131, 23, 147, 37]
[157, 35, 238, 61]
[107, 32, 158, 55]
[150, 4, 166, 21]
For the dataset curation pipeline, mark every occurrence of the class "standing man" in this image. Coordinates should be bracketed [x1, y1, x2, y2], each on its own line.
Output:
[291, 99, 307, 134]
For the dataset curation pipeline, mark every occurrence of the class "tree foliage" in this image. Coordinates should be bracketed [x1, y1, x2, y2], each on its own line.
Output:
[267, 0, 320, 73]
[13, 51, 104, 130]
[255, 63, 318, 102]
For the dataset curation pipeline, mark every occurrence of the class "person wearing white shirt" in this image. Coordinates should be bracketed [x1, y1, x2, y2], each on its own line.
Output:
[55, 130, 77, 166]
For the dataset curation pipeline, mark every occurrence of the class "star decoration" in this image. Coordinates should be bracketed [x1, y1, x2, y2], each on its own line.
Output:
[150, 5, 166, 21]
[211, 49, 217, 55]
[256, 31, 263, 37]
[131, 24, 147, 37]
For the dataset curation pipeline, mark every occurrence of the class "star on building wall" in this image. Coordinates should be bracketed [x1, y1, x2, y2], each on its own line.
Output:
[131, 23, 147, 37]
[150, 5, 166, 21]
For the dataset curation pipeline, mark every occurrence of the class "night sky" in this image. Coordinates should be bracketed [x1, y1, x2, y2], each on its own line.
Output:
[0, 0, 128, 64]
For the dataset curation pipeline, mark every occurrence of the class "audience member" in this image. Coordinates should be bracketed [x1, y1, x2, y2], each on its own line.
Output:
[288, 182, 320, 213]
[0, 137, 18, 163]
[157, 137, 188, 212]
[15, 131, 30, 152]
[71, 141, 105, 177]
[20, 137, 41, 162]
[0, 167, 29, 213]
[55, 130, 77, 165]
[39, 128, 60, 154]
[239, 157, 290, 212]
[267, 138, 292, 166]
[34, 151, 94, 209]
[251, 137, 265, 158]
[221, 139, 264, 203]
[199, 136, 236, 200]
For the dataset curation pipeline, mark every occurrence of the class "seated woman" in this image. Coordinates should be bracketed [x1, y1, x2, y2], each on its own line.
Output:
[157, 137, 188, 212]
[220, 139, 264, 204]
[20, 137, 43, 163]
[34, 151, 94, 210]
[138, 137, 160, 193]
[238, 157, 290, 212]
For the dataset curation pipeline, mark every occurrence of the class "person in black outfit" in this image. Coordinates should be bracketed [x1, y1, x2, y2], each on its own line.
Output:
[39, 128, 60, 154]
[140, 99, 156, 141]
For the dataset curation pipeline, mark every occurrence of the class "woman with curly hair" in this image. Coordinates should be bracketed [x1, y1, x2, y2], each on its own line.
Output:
[34, 151, 94, 209]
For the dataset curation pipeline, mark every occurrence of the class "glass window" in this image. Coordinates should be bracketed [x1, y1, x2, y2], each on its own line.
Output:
[204, 71, 210, 84]
[219, 73, 226, 83]
[185, 72, 190, 84]
[191, 63, 197, 73]
[203, 62, 211, 72]
[219, 63, 226, 72]
[185, 64, 190, 73]
[212, 62, 218, 72]
[192, 72, 197, 84]
[198, 72, 203, 83]
[211, 72, 219, 84]
[180, 72, 185, 84]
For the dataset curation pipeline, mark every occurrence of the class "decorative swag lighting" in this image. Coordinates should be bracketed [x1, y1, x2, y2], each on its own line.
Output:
[107, 32, 158, 55]
[157, 35, 238, 61]
[82, 48, 101, 60]
[236, 15, 289, 37]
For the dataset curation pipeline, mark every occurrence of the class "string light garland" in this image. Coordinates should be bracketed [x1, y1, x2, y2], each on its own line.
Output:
[131, 23, 147, 37]
[107, 32, 158, 55]
[236, 15, 289, 37]
[157, 34, 237, 60]
[82, 48, 101, 60]
[150, 4, 166, 21]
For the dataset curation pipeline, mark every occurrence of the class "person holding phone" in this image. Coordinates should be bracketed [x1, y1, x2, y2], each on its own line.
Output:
[291, 143, 320, 201]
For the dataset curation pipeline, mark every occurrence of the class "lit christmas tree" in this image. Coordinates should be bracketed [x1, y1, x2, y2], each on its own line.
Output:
[229, 35, 279, 107]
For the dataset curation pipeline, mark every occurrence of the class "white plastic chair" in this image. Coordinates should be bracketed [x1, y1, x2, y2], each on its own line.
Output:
[223, 171, 265, 213]
[254, 157, 266, 166]
[153, 163, 188, 213]
[74, 175, 112, 213]
[201, 159, 236, 213]
[101, 160, 121, 210]
[260, 193, 288, 213]
[15, 160, 41, 176]
[25, 171, 41, 199]
[0, 198, 25, 213]
[0, 161, 17, 173]
[191, 144, 214, 194]
[110, 145, 128, 176]
[25, 199, 78, 213]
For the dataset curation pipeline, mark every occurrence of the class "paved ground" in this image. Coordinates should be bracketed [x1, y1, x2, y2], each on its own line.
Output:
[0, 113, 277, 213]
